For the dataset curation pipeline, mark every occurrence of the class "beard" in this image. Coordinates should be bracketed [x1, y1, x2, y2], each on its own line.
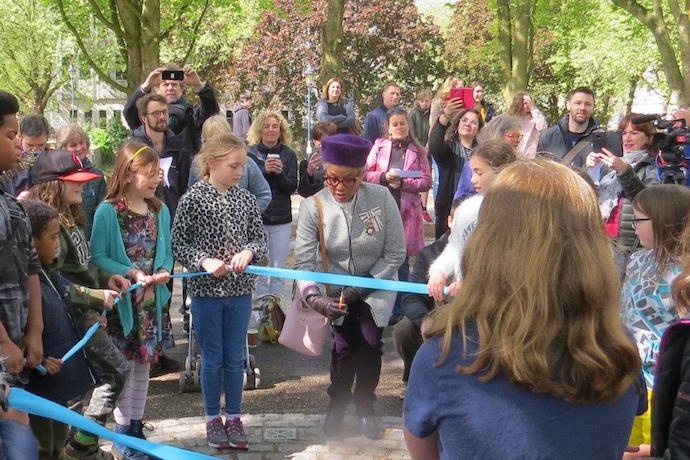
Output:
[148, 121, 168, 133]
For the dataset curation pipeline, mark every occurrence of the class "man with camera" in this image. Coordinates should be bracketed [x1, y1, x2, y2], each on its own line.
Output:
[124, 65, 219, 156]
[537, 86, 598, 167]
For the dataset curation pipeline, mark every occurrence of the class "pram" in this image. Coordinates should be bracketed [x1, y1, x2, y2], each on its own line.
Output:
[178, 272, 261, 393]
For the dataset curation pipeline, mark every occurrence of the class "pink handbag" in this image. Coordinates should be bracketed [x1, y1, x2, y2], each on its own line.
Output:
[278, 196, 331, 356]
[278, 297, 329, 356]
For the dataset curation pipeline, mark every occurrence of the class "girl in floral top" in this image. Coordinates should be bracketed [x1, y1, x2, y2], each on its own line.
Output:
[172, 133, 267, 450]
[622, 185, 690, 447]
[90, 142, 174, 459]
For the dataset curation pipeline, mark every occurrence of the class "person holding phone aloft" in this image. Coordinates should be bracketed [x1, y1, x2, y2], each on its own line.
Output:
[123, 64, 220, 156]
[585, 113, 659, 273]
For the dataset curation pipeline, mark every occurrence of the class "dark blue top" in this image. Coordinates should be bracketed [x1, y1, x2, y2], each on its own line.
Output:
[404, 328, 640, 460]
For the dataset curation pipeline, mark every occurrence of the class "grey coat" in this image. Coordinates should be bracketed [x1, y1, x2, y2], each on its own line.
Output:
[293, 182, 406, 327]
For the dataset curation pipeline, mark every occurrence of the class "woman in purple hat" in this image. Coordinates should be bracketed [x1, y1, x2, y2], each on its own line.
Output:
[292, 133, 406, 440]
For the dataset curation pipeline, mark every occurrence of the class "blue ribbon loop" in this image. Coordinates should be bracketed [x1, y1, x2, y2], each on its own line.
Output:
[8, 388, 215, 459]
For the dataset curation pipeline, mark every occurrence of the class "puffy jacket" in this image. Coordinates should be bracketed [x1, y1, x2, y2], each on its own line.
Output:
[650, 320, 690, 459]
[537, 115, 598, 166]
[26, 269, 93, 406]
[248, 143, 298, 225]
[131, 125, 191, 219]
[80, 157, 107, 239]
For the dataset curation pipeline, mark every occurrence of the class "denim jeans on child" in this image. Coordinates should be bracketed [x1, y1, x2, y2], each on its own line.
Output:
[191, 295, 251, 416]
[0, 418, 39, 460]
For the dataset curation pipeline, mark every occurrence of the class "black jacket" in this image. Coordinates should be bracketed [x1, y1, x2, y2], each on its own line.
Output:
[297, 158, 324, 198]
[26, 269, 93, 406]
[537, 115, 598, 167]
[651, 320, 690, 459]
[428, 120, 475, 239]
[248, 143, 298, 225]
[124, 84, 219, 155]
[131, 125, 191, 219]
[400, 232, 448, 327]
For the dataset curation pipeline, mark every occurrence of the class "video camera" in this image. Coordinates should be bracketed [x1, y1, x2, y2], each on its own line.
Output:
[633, 114, 690, 184]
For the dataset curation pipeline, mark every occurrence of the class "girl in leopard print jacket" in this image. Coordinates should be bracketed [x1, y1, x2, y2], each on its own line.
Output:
[171, 133, 267, 450]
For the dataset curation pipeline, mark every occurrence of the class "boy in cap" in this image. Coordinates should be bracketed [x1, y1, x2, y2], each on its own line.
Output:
[26, 150, 129, 460]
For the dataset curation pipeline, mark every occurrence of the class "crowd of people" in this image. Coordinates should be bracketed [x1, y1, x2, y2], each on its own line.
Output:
[1, 63, 690, 460]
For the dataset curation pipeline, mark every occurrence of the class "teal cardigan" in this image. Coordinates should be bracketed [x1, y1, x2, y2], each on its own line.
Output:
[90, 201, 174, 339]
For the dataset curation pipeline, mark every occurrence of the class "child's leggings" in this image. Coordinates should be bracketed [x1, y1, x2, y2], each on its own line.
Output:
[113, 360, 151, 425]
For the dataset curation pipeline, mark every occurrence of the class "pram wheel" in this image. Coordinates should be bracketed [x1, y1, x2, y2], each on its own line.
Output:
[179, 355, 201, 393]
[243, 354, 260, 390]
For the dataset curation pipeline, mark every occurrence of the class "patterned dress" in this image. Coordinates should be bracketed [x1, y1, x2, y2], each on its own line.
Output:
[107, 207, 174, 363]
[622, 249, 682, 387]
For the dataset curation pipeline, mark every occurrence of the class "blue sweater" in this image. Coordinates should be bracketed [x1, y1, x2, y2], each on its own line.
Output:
[90, 201, 174, 339]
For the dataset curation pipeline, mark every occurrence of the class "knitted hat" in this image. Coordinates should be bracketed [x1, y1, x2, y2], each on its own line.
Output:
[321, 134, 372, 168]
[31, 150, 101, 184]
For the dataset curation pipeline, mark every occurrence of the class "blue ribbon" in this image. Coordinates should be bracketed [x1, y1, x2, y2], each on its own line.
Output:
[40, 267, 435, 371]
[8, 388, 215, 459]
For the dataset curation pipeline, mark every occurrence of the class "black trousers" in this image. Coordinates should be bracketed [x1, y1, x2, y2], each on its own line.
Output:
[328, 301, 383, 416]
[392, 317, 423, 383]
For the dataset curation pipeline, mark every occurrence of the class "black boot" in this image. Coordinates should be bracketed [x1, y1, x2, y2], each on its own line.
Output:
[360, 415, 383, 440]
[323, 404, 346, 436]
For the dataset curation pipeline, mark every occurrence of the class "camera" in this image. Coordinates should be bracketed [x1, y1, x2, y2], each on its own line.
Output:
[635, 114, 690, 184]
[161, 70, 184, 81]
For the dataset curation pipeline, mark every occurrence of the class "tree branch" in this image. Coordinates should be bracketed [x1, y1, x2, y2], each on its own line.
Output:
[181, 0, 211, 64]
[85, 0, 121, 34]
[55, 0, 127, 93]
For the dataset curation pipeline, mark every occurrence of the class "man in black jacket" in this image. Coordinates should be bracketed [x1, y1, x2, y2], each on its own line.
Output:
[132, 94, 190, 219]
[393, 198, 461, 385]
[124, 65, 219, 156]
[537, 86, 598, 167]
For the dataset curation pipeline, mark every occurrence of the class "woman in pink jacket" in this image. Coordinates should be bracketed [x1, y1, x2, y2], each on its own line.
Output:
[365, 107, 431, 322]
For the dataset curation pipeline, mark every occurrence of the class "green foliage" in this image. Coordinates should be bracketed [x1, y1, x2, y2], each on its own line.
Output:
[0, 0, 74, 113]
[232, 0, 445, 145]
[89, 117, 129, 166]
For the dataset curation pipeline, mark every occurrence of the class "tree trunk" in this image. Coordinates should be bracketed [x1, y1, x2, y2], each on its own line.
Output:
[321, 0, 345, 86]
[496, 0, 533, 105]
[118, 0, 161, 93]
[626, 74, 639, 113]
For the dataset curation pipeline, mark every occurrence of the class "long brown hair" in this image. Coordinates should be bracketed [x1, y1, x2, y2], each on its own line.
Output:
[26, 180, 85, 228]
[633, 185, 690, 274]
[672, 215, 690, 317]
[425, 158, 640, 404]
[445, 108, 483, 143]
[106, 142, 162, 213]
[506, 91, 529, 116]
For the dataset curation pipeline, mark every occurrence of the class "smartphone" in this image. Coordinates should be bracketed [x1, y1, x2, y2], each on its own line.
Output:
[449, 87, 475, 110]
[161, 70, 184, 81]
[591, 130, 623, 157]
[267, 153, 280, 159]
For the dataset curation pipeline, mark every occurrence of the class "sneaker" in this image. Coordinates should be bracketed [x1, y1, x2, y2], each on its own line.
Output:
[62, 437, 104, 460]
[422, 210, 432, 223]
[206, 417, 230, 449]
[224, 417, 249, 450]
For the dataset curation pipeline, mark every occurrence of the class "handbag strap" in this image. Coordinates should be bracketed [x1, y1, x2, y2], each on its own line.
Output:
[560, 138, 590, 166]
[313, 196, 330, 296]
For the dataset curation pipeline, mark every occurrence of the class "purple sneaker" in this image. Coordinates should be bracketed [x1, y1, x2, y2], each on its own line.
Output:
[224, 417, 248, 450]
[206, 417, 230, 449]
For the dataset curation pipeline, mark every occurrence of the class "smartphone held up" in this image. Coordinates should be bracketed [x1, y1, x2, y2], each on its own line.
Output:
[161, 70, 184, 81]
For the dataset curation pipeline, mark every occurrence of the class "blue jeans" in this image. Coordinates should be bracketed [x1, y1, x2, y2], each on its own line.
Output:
[191, 295, 251, 416]
[0, 418, 39, 460]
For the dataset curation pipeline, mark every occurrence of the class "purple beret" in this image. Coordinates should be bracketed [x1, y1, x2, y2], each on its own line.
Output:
[321, 134, 372, 168]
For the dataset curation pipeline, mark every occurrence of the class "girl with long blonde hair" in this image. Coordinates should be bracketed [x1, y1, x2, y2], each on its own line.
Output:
[404, 158, 643, 459]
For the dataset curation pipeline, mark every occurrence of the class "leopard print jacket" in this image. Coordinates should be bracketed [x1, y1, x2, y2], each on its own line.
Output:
[172, 180, 267, 298]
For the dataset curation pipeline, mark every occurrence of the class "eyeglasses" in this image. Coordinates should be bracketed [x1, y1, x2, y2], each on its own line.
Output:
[503, 133, 524, 141]
[459, 117, 480, 127]
[631, 217, 651, 228]
[146, 110, 169, 118]
[324, 175, 359, 187]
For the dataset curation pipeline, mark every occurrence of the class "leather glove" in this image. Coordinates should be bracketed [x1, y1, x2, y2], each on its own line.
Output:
[340, 286, 374, 305]
[304, 287, 347, 320]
